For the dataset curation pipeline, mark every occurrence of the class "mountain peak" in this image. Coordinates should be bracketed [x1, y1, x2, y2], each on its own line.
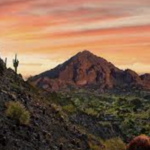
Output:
[29, 50, 118, 91]
[79, 50, 93, 55]
[75, 50, 96, 58]
[29, 50, 150, 92]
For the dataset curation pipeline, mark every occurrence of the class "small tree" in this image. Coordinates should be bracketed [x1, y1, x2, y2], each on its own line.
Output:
[6, 101, 30, 125]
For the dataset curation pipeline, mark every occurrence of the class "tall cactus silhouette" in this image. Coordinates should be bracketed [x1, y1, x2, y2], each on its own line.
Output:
[13, 54, 19, 74]
[5, 58, 7, 67]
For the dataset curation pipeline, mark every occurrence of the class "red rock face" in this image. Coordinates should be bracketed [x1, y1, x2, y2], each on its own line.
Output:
[140, 74, 150, 89]
[141, 74, 150, 81]
[29, 50, 150, 92]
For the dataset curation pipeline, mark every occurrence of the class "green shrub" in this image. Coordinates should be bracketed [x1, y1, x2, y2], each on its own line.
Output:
[102, 137, 126, 150]
[89, 143, 100, 150]
[85, 108, 98, 116]
[6, 101, 30, 125]
[62, 104, 77, 114]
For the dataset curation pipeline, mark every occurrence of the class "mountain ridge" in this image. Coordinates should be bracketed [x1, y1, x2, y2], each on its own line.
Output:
[29, 50, 150, 92]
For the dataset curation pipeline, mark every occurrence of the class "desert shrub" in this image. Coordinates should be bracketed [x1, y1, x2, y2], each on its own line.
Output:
[85, 108, 98, 116]
[89, 143, 100, 150]
[62, 104, 77, 114]
[6, 101, 30, 125]
[88, 134, 103, 150]
[103, 137, 126, 150]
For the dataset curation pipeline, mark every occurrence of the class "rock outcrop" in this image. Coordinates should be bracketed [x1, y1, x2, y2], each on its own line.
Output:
[141, 73, 150, 82]
[140, 74, 150, 89]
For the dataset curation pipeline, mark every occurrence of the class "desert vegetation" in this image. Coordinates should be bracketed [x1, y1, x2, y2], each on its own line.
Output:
[127, 135, 150, 150]
[47, 89, 150, 144]
[6, 101, 30, 125]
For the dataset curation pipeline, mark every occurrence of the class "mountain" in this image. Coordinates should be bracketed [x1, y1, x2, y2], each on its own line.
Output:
[29, 50, 150, 92]
[0, 54, 149, 150]
[28, 51, 150, 147]
[0, 59, 89, 150]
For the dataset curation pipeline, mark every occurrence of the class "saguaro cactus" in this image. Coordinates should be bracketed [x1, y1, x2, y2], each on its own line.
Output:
[0, 59, 4, 75]
[13, 54, 19, 74]
[5, 58, 7, 67]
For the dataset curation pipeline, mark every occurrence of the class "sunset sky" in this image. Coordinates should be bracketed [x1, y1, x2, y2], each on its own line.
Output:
[0, 0, 150, 78]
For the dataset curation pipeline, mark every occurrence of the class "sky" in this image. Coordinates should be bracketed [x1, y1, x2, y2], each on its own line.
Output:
[0, 0, 150, 78]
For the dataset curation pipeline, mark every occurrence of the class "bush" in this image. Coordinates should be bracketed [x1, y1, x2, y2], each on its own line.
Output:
[62, 104, 77, 114]
[102, 137, 126, 150]
[127, 135, 150, 150]
[6, 101, 30, 125]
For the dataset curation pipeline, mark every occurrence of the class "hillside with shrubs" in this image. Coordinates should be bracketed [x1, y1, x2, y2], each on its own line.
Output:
[0, 58, 90, 150]
[47, 89, 150, 145]
[0, 52, 149, 150]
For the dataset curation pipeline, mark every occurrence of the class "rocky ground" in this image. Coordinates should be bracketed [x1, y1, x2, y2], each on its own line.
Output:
[69, 113, 118, 139]
[0, 60, 89, 150]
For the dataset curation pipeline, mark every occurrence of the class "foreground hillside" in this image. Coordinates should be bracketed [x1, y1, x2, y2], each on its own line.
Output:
[0, 59, 89, 150]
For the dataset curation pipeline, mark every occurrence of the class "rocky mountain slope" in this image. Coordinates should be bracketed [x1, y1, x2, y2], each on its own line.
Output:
[29, 50, 150, 92]
[0, 59, 89, 150]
